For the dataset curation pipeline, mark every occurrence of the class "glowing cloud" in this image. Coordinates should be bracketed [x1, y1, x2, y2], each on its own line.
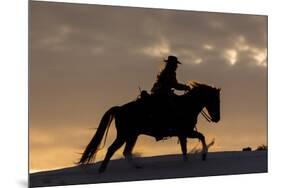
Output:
[140, 37, 170, 57]
[203, 44, 214, 50]
[194, 58, 203, 64]
[251, 48, 267, 67]
[235, 35, 250, 51]
[224, 49, 238, 65]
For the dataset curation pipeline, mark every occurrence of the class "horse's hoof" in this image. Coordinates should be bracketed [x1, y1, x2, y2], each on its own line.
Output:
[183, 156, 189, 162]
[202, 153, 207, 161]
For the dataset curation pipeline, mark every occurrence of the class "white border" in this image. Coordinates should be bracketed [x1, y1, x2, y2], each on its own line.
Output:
[35, 0, 269, 15]
[1, 0, 280, 188]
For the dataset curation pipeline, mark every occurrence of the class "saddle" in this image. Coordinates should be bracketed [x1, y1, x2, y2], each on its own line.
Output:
[136, 90, 180, 141]
[137, 90, 178, 114]
[138, 89, 180, 112]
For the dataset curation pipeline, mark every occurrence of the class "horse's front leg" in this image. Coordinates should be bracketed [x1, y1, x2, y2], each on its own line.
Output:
[187, 131, 208, 161]
[179, 136, 188, 161]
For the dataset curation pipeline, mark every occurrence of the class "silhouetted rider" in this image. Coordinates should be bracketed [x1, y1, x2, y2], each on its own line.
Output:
[150, 55, 190, 140]
[151, 55, 190, 96]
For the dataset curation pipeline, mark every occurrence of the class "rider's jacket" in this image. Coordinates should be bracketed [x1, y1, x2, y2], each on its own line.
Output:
[151, 70, 189, 96]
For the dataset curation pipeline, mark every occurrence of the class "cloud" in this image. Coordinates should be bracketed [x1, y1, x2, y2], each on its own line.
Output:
[224, 49, 238, 65]
[203, 44, 214, 50]
[139, 36, 171, 58]
[31, 1, 267, 68]
[251, 48, 267, 67]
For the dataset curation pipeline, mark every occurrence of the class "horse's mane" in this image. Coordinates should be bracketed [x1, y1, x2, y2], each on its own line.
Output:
[188, 81, 216, 91]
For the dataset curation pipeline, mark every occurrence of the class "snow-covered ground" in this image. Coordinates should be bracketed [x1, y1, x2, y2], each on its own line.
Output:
[30, 151, 267, 187]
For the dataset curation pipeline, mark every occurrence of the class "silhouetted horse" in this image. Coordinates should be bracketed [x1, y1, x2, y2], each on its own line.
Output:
[78, 82, 221, 172]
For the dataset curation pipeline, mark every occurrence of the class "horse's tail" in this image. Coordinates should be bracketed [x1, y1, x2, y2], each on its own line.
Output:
[78, 106, 119, 164]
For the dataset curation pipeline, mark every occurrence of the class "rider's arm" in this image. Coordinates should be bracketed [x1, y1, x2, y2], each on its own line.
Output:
[172, 75, 190, 91]
[174, 82, 190, 91]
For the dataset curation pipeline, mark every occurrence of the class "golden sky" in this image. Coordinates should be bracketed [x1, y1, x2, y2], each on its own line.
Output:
[29, 1, 267, 172]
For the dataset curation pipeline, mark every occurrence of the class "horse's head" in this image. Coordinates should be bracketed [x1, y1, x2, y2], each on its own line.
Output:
[187, 81, 221, 123]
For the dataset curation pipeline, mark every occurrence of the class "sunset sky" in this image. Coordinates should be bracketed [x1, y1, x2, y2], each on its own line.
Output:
[29, 1, 267, 172]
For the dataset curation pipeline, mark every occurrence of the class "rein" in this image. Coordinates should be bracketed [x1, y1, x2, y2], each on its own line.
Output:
[184, 87, 213, 123]
[201, 110, 212, 122]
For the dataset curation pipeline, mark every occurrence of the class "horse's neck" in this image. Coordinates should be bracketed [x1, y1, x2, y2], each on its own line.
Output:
[184, 94, 205, 116]
[191, 101, 205, 116]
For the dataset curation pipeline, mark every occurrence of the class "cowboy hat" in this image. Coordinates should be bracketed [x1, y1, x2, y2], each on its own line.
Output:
[164, 55, 181, 64]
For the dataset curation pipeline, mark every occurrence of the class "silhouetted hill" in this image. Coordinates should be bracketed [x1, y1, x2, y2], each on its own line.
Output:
[30, 151, 267, 187]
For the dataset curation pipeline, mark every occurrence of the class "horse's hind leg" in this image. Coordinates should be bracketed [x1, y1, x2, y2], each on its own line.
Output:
[187, 131, 207, 161]
[99, 137, 125, 173]
[123, 135, 142, 169]
[179, 136, 188, 161]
